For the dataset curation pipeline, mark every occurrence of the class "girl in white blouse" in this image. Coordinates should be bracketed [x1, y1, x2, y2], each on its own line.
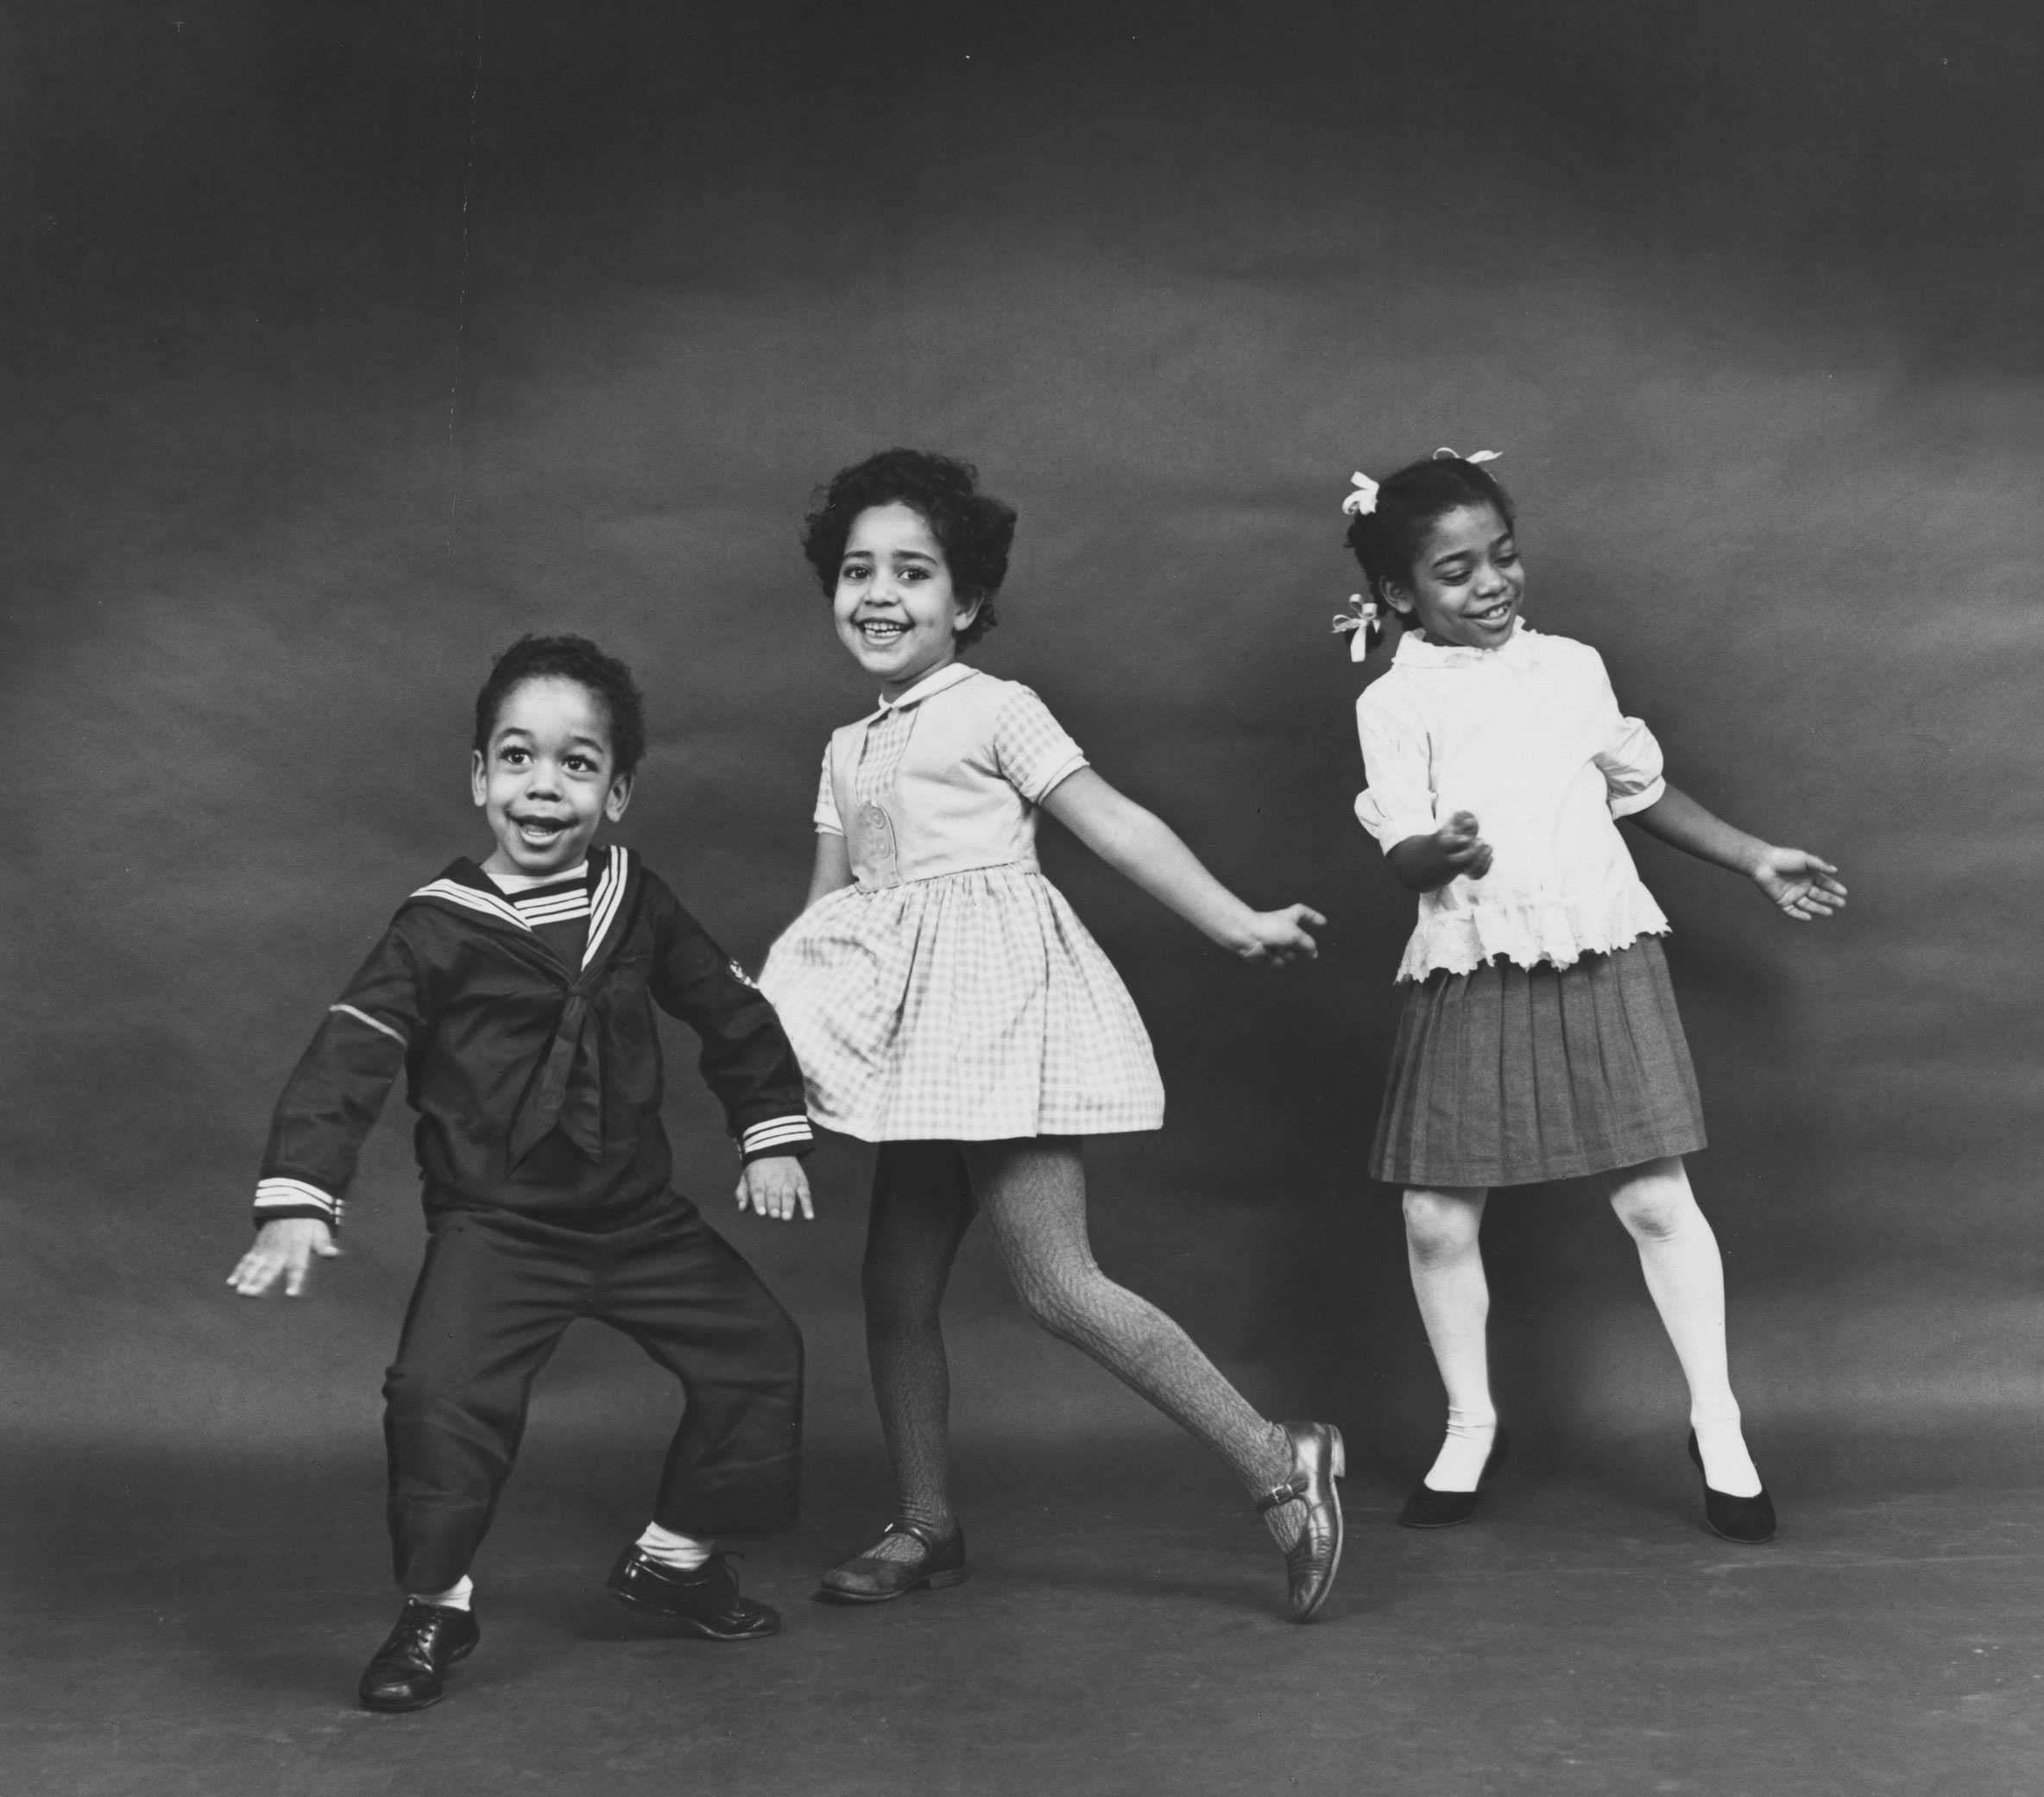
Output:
[1345, 451, 1846, 1543]
[763, 450, 1346, 1619]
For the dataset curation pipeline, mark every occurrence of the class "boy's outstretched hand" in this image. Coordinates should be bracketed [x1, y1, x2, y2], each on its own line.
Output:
[228, 1218, 340, 1298]
[736, 1154, 814, 1222]
[1237, 904, 1326, 966]
[1751, 847, 1848, 922]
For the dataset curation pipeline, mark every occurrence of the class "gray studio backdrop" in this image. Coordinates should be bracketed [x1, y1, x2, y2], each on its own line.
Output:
[4, 1, 2039, 1493]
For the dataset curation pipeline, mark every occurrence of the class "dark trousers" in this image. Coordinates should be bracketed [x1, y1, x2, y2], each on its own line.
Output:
[381, 1201, 803, 1592]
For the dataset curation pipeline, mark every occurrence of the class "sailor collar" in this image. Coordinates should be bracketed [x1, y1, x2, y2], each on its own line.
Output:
[407, 842, 634, 974]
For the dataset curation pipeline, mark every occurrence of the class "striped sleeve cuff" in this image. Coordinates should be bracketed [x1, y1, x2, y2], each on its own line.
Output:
[739, 1115, 815, 1163]
[252, 1177, 344, 1230]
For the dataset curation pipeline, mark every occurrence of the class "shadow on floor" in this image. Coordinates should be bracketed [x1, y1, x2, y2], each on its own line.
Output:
[4, 1428, 2042, 1796]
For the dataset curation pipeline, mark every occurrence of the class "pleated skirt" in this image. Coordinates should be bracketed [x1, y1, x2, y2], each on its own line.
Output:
[1369, 934, 1705, 1188]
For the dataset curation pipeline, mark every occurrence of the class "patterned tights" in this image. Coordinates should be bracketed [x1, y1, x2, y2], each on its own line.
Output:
[855, 1138, 1301, 1561]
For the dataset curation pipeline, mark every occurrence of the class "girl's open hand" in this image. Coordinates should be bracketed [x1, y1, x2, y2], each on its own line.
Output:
[227, 1218, 340, 1298]
[1751, 848, 1848, 922]
[1437, 811, 1493, 881]
[1237, 904, 1325, 966]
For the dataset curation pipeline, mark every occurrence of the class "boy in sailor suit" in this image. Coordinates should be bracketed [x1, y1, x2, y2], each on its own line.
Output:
[228, 634, 816, 1712]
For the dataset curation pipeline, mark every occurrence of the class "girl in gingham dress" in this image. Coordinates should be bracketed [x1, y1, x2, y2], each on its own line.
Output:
[761, 449, 1347, 1622]
[1341, 450, 1846, 1543]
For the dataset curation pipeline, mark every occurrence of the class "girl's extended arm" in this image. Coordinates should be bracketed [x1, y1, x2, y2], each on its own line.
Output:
[1627, 783, 1847, 922]
[1041, 768, 1322, 962]
[802, 831, 855, 912]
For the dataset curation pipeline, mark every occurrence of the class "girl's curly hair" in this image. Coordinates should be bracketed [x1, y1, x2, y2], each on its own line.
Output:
[801, 448, 1017, 651]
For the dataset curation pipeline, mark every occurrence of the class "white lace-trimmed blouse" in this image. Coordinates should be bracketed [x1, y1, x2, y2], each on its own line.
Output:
[1354, 621, 1671, 983]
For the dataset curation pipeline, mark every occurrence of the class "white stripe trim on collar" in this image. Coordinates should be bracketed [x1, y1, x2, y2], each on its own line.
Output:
[582, 846, 630, 970]
[412, 879, 533, 933]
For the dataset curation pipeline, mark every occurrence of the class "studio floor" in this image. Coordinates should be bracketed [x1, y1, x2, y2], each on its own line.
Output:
[4, 1431, 2038, 1797]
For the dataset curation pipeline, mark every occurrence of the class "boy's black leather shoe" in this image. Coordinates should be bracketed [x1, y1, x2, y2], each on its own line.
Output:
[357, 1599, 480, 1712]
[607, 1548, 780, 1640]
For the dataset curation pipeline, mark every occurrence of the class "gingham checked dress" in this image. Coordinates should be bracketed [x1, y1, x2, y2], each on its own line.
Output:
[760, 662, 1164, 1141]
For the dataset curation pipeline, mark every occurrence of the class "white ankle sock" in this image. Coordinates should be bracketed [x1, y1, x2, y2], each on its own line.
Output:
[410, 1575, 473, 1611]
[1424, 1405, 1498, 1492]
[1690, 1404, 1762, 1498]
[634, 1523, 715, 1571]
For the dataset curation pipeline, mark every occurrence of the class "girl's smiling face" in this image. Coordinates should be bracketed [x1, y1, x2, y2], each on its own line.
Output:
[1385, 502, 1525, 649]
[832, 502, 982, 698]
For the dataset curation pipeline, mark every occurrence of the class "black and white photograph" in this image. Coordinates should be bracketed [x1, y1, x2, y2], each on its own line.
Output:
[4, 2, 2040, 1792]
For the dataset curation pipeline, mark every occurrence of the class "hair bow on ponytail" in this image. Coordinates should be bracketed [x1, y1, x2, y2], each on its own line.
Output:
[1332, 594, 1383, 663]
[1433, 446, 1502, 465]
[1341, 472, 1380, 517]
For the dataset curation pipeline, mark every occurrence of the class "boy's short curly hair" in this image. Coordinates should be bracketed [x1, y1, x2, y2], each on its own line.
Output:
[1345, 455, 1517, 605]
[800, 448, 1017, 650]
[473, 634, 647, 779]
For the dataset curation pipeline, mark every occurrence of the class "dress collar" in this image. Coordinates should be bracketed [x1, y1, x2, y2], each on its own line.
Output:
[1393, 616, 1533, 670]
[874, 659, 980, 716]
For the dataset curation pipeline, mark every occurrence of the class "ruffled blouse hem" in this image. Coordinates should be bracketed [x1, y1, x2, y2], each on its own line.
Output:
[1394, 896, 1671, 983]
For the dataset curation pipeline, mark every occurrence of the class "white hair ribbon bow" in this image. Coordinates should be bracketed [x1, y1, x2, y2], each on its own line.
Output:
[1341, 472, 1379, 516]
[1332, 594, 1382, 663]
[1433, 446, 1502, 464]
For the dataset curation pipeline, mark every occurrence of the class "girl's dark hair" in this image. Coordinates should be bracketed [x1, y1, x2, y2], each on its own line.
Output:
[800, 448, 1017, 650]
[473, 634, 647, 779]
[1344, 454, 1517, 606]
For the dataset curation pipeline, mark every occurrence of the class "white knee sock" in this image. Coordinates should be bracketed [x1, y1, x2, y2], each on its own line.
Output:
[1626, 1190, 1762, 1498]
[409, 1575, 473, 1611]
[635, 1523, 715, 1570]
[1407, 1194, 1497, 1492]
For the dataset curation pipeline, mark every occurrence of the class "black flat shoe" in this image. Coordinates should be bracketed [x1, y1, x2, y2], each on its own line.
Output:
[1257, 1421, 1346, 1623]
[357, 1599, 480, 1713]
[817, 1519, 968, 1605]
[1397, 1428, 1510, 1530]
[607, 1548, 781, 1639]
[1687, 1431, 1776, 1544]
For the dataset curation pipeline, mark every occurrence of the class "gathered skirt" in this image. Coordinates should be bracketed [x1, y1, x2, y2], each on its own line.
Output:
[759, 865, 1165, 1142]
[1370, 934, 1705, 1188]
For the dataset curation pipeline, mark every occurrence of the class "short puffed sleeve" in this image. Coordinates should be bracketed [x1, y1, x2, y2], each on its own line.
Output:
[812, 746, 844, 836]
[1353, 684, 1439, 851]
[1587, 654, 1666, 818]
[990, 685, 1088, 803]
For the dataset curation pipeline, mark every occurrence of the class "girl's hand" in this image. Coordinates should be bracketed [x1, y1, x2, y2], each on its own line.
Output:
[1436, 811, 1493, 881]
[735, 1155, 815, 1221]
[1237, 905, 1325, 966]
[227, 1218, 340, 1298]
[1751, 848, 1848, 922]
